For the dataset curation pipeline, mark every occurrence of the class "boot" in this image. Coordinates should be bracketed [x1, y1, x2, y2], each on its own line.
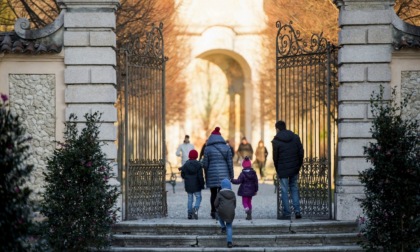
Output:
[246, 209, 252, 220]
[193, 207, 199, 220]
[210, 212, 216, 219]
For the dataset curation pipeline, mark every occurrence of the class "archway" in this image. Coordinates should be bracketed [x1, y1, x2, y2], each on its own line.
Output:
[185, 50, 252, 152]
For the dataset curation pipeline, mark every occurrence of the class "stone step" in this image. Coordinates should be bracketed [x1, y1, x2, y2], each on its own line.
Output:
[112, 219, 358, 235]
[107, 245, 363, 251]
[111, 233, 360, 248]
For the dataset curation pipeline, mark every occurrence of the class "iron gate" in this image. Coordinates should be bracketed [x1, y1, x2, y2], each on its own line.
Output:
[275, 21, 338, 219]
[118, 23, 167, 220]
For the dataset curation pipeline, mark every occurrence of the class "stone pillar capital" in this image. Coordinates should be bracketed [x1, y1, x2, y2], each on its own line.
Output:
[58, 0, 120, 10]
[334, 0, 394, 8]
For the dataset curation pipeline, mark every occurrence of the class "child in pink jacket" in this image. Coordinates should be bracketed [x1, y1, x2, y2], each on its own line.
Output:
[231, 156, 258, 220]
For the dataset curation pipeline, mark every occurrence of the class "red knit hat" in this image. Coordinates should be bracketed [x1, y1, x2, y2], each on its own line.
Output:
[211, 127, 221, 135]
[189, 149, 198, 160]
[242, 156, 252, 168]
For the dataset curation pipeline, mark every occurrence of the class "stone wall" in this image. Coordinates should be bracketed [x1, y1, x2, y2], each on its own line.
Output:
[401, 71, 420, 122]
[334, 0, 395, 220]
[335, 0, 420, 220]
[9, 74, 56, 198]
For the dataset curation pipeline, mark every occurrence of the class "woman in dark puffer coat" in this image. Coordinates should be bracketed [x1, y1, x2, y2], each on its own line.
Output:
[202, 127, 234, 219]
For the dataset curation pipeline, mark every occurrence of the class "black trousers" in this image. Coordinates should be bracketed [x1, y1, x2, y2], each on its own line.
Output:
[210, 187, 221, 213]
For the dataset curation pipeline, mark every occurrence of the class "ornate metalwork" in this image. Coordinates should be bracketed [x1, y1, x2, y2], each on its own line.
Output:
[126, 159, 167, 219]
[276, 158, 330, 218]
[124, 23, 167, 68]
[14, 11, 64, 39]
[276, 21, 328, 57]
[118, 23, 167, 220]
[391, 11, 420, 50]
[275, 21, 338, 219]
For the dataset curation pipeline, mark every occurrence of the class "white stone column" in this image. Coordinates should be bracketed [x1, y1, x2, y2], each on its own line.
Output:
[59, 0, 121, 214]
[334, 0, 394, 220]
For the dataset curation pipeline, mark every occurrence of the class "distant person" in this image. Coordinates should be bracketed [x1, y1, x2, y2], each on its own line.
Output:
[214, 178, 236, 248]
[272, 120, 304, 220]
[202, 127, 234, 219]
[226, 140, 235, 158]
[199, 139, 207, 161]
[180, 149, 205, 220]
[255, 140, 268, 180]
[176, 135, 194, 165]
[236, 137, 253, 164]
[231, 156, 258, 220]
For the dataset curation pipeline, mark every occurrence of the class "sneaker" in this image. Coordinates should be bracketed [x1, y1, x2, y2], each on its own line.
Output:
[221, 227, 226, 234]
[295, 213, 302, 219]
[188, 213, 192, 220]
[227, 242, 233, 248]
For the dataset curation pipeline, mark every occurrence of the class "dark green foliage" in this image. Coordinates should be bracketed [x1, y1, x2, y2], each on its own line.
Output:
[359, 86, 420, 251]
[0, 94, 34, 251]
[41, 112, 119, 251]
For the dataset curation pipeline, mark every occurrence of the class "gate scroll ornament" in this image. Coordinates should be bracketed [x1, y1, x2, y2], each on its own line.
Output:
[275, 21, 338, 219]
[119, 23, 167, 220]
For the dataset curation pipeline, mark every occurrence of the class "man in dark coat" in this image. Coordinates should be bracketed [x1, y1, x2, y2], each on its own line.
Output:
[202, 127, 234, 219]
[272, 120, 304, 219]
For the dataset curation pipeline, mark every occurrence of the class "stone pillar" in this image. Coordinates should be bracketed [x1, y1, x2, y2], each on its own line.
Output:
[59, 0, 121, 215]
[334, 0, 394, 220]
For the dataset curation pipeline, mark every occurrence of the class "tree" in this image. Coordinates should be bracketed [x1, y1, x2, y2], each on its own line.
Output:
[260, 0, 339, 123]
[358, 86, 420, 251]
[1, 0, 187, 123]
[0, 93, 34, 251]
[116, 0, 187, 124]
[395, 0, 420, 26]
[41, 113, 119, 251]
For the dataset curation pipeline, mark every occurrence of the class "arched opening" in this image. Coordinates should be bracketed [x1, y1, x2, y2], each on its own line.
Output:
[184, 51, 251, 152]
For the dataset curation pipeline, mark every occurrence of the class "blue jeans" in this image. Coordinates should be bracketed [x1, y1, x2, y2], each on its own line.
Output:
[280, 174, 301, 216]
[218, 218, 233, 243]
[187, 191, 202, 213]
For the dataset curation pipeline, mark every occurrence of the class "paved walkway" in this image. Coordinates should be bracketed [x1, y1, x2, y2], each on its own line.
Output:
[167, 165, 279, 220]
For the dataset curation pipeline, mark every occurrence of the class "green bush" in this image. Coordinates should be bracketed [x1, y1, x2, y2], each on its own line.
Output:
[0, 94, 34, 251]
[359, 86, 420, 251]
[41, 112, 119, 251]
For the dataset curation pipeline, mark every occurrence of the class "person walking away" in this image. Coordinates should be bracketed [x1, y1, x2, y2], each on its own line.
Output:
[202, 127, 234, 219]
[255, 140, 268, 181]
[231, 156, 258, 220]
[214, 178, 236, 248]
[181, 149, 205, 219]
[272, 120, 304, 219]
[236, 137, 253, 164]
[176, 135, 194, 165]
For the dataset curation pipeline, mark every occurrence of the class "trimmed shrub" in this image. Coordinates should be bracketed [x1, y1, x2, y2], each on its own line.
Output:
[41, 112, 119, 251]
[0, 94, 34, 251]
[359, 86, 420, 251]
